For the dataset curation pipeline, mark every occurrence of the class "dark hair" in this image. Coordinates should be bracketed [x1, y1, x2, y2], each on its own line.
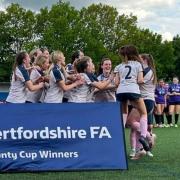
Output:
[15, 51, 27, 65]
[119, 45, 140, 63]
[97, 57, 111, 76]
[71, 50, 81, 64]
[40, 47, 48, 53]
[76, 56, 91, 73]
[141, 54, 157, 85]
[13, 51, 27, 80]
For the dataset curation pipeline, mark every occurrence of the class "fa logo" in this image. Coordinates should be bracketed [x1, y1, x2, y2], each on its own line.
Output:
[90, 127, 112, 138]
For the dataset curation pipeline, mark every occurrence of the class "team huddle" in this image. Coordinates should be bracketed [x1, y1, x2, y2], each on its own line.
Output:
[5, 45, 180, 160]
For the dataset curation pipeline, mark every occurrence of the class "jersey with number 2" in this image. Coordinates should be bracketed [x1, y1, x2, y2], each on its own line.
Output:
[116, 61, 143, 94]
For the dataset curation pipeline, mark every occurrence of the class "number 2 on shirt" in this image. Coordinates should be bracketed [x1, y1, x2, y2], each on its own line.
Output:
[125, 65, 132, 79]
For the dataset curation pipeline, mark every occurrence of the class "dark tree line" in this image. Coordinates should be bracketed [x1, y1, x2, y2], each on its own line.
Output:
[0, 2, 179, 82]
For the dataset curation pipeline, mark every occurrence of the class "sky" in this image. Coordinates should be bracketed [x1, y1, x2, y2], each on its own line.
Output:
[0, 0, 179, 41]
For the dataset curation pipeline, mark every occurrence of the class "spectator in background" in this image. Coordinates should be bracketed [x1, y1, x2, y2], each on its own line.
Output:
[168, 76, 180, 127]
[154, 79, 168, 127]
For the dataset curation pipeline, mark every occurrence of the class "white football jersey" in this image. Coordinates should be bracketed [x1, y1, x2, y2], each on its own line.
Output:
[94, 74, 116, 102]
[68, 73, 94, 103]
[140, 66, 155, 101]
[26, 69, 44, 103]
[115, 61, 143, 94]
[6, 65, 30, 103]
[44, 64, 65, 103]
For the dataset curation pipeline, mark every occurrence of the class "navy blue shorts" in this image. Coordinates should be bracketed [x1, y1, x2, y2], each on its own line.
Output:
[168, 102, 180, 105]
[116, 93, 141, 102]
[156, 102, 165, 105]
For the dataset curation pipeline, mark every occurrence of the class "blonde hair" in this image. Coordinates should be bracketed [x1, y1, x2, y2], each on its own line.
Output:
[35, 55, 48, 67]
[51, 50, 64, 64]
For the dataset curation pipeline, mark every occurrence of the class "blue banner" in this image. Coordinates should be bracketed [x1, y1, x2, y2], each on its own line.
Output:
[0, 103, 127, 172]
[0, 92, 8, 102]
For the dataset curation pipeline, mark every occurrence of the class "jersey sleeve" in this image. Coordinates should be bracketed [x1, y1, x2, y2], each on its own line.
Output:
[30, 69, 41, 83]
[52, 68, 63, 82]
[83, 73, 92, 85]
[87, 73, 98, 82]
[114, 65, 120, 73]
[137, 62, 143, 72]
[97, 74, 102, 81]
[18, 66, 30, 82]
